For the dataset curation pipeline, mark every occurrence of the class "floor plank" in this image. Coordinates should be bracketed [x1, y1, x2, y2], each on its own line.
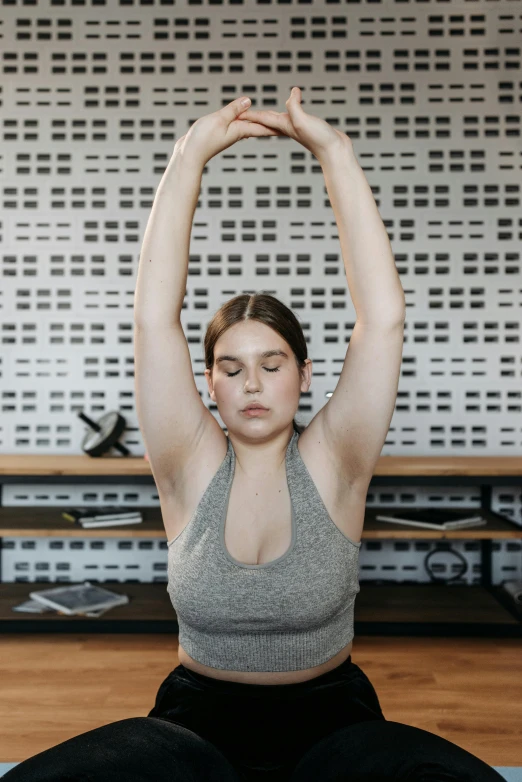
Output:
[1, 634, 520, 767]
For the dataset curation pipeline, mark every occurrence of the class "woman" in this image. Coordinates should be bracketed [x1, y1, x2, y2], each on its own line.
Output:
[4, 93, 505, 782]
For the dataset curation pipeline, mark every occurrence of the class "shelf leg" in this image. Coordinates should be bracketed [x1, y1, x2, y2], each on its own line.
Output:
[479, 483, 493, 588]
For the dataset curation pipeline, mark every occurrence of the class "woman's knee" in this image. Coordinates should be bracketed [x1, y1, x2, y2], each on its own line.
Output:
[367, 721, 505, 782]
[290, 719, 504, 782]
[2, 717, 240, 782]
[75, 717, 241, 781]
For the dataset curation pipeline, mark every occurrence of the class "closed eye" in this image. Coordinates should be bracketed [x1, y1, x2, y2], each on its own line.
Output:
[226, 367, 280, 377]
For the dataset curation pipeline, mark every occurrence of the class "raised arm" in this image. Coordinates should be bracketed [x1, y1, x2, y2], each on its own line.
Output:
[134, 151, 202, 328]
[133, 150, 214, 497]
[133, 98, 283, 496]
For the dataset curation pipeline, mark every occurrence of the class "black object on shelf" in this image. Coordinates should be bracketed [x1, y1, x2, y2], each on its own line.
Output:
[78, 410, 130, 457]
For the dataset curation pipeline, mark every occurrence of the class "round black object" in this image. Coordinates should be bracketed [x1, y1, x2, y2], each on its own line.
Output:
[78, 410, 130, 457]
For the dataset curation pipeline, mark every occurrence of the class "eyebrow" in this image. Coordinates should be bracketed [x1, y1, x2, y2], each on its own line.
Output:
[215, 350, 289, 365]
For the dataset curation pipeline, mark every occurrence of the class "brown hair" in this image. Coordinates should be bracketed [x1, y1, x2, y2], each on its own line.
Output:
[204, 293, 308, 434]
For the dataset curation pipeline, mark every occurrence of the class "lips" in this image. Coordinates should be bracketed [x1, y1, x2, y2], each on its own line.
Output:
[243, 404, 267, 411]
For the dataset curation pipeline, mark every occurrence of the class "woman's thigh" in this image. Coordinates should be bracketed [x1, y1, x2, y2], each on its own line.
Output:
[2, 716, 241, 782]
[289, 719, 506, 782]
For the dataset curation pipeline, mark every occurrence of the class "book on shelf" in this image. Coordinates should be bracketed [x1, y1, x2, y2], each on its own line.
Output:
[27, 581, 129, 616]
[61, 506, 143, 529]
[375, 508, 487, 531]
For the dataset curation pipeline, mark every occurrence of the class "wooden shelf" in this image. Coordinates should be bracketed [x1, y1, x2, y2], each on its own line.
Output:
[0, 506, 168, 541]
[0, 582, 520, 636]
[0, 505, 520, 543]
[1, 453, 522, 478]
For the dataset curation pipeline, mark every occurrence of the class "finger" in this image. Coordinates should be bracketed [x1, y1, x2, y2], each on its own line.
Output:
[286, 86, 304, 118]
[222, 96, 252, 124]
[237, 109, 287, 134]
[239, 121, 283, 138]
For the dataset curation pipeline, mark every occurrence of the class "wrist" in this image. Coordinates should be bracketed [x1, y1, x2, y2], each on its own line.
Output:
[156, 149, 204, 199]
[171, 141, 206, 174]
[318, 137, 355, 169]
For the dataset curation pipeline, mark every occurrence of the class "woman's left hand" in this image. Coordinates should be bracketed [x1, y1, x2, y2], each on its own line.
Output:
[237, 87, 351, 163]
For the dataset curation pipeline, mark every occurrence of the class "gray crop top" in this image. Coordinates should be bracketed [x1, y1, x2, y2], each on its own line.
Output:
[166, 428, 361, 672]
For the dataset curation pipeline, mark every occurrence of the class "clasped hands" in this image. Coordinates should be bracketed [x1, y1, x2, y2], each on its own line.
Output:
[174, 88, 351, 170]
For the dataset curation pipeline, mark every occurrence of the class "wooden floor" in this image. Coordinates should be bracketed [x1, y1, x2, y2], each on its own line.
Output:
[1, 634, 521, 767]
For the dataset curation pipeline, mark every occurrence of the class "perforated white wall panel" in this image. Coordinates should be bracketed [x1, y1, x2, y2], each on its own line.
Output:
[1, 1, 520, 587]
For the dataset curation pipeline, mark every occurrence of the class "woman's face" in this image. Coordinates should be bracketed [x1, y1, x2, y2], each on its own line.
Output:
[204, 320, 311, 436]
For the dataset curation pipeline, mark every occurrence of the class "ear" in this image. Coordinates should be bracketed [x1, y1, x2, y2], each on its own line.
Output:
[204, 368, 215, 399]
[298, 358, 312, 392]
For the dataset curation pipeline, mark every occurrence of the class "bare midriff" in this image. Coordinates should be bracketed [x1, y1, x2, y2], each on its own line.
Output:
[177, 639, 353, 685]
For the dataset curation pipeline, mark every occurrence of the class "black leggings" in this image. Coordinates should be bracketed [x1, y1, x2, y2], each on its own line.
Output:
[3, 654, 504, 782]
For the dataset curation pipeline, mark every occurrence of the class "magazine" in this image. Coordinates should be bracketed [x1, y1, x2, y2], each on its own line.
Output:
[62, 507, 142, 523]
[61, 506, 143, 528]
[11, 598, 112, 617]
[12, 599, 55, 614]
[78, 516, 142, 529]
[29, 582, 129, 615]
[375, 508, 487, 531]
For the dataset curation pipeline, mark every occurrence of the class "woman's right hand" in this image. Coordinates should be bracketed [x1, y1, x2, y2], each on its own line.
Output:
[174, 96, 284, 169]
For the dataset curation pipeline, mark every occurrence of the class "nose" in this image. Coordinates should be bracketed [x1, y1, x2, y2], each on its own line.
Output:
[244, 373, 262, 392]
